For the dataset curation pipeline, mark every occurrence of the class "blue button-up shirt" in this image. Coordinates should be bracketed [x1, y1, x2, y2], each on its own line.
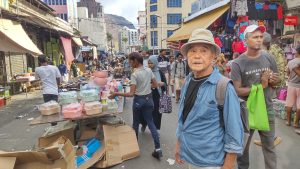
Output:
[176, 68, 244, 167]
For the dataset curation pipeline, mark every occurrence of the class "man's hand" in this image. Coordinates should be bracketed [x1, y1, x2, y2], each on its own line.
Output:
[261, 71, 270, 89]
[269, 72, 280, 86]
[175, 140, 184, 165]
[108, 92, 116, 99]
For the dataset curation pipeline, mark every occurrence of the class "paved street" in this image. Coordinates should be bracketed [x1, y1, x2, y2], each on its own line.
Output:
[0, 93, 300, 169]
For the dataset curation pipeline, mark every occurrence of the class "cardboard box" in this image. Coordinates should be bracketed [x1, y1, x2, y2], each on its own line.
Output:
[0, 136, 75, 169]
[94, 125, 140, 168]
[38, 127, 75, 148]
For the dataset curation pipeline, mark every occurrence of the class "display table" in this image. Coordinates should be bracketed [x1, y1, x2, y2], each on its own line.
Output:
[30, 99, 124, 126]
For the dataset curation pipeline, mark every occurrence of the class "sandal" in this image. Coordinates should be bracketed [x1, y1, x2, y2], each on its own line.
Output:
[286, 121, 291, 126]
[293, 124, 299, 128]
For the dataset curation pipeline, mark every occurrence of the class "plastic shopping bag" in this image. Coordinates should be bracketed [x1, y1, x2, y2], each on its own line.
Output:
[247, 84, 270, 131]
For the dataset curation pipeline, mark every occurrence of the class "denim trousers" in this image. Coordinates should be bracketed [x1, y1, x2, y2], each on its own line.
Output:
[132, 94, 161, 149]
[43, 94, 58, 103]
[188, 164, 220, 169]
[237, 115, 277, 169]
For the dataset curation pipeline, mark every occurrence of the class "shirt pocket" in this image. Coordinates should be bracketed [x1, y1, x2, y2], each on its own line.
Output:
[196, 101, 219, 120]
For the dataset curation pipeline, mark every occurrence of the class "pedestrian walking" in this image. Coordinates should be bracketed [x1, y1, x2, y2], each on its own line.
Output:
[171, 53, 187, 103]
[123, 55, 131, 78]
[175, 29, 244, 169]
[35, 55, 61, 103]
[157, 49, 171, 93]
[231, 25, 280, 169]
[109, 52, 163, 160]
[141, 55, 167, 132]
[285, 45, 300, 128]
[169, 55, 176, 98]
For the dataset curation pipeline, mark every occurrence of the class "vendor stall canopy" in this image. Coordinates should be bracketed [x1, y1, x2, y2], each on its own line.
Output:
[167, 4, 230, 42]
[0, 18, 43, 56]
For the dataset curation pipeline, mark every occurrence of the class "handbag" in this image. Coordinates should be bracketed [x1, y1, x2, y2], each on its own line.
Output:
[277, 88, 287, 101]
[159, 93, 172, 113]
[247, 84, 270, 131]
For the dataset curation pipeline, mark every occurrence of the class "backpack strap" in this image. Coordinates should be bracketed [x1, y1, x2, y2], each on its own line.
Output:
[216, 76, 232, 127]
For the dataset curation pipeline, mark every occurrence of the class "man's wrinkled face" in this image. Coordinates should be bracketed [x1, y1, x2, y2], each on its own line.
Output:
[187, 44, 216, 72]
[246, 30, 263, 51]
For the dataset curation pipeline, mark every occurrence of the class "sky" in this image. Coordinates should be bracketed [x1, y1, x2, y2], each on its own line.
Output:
[99, 0, 145, 26]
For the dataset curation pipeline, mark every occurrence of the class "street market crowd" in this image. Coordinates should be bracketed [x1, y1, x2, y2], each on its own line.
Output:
[34, 24, 300, 169]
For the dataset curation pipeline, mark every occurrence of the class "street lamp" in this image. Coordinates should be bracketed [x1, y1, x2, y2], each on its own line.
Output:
[154, 14, 162, 51]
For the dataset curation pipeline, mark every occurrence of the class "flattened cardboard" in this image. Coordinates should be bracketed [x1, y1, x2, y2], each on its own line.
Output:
[94, 125, 140, 168]
[38, 127, 75, 148]
[77, 146, 105, 169]
[0, 157, 16, 169]
[0, 136, 75, 169]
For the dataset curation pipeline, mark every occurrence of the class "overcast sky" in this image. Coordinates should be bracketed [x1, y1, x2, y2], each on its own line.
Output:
[99, 0, 145, 26]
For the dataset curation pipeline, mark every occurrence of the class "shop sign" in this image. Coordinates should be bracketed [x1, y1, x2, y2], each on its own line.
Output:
[0, 0, 9, 9]
[284, 16, 298, 26]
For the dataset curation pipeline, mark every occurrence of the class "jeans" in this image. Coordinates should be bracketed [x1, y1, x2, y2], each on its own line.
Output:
[237, 116, 277, 169]
[132, 94, 161, 149]
[188, 164, 221, 169]
[43, 94, 58, 103]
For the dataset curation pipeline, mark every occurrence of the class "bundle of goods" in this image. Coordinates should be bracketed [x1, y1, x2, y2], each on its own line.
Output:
[84, 101, 103, 115]
[93, 71, 108, 87]
[273, 99, 296, 121]
[79, 89, 100, 102]
[38, 101, 60, 116]
[59, 91, 78, 105]
[62, 103, 83, 119]
[76, 138, 102, 167]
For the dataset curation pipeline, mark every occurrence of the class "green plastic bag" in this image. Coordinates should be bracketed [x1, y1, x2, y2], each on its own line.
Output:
[247, 84, 270, 131]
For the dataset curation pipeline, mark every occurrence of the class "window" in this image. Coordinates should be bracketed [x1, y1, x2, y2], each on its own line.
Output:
[150, 0, 157, 4]
[63, 0, 66, 5]
[56, 0, 59, 5]
[167, 30, 174, 37]
[150, 15, 157, 28]
[150, 5, 157, 12]
[167, 0, 182, 7]
[151, 31, 158, 46]
[64, 14, 68, 21]
[167, 14, 182, 24]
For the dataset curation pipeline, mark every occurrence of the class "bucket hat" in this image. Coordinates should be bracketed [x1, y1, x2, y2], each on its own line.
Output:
[180, 29, 221, 57]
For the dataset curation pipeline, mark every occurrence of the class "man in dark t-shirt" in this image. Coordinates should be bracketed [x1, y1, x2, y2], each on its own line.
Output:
[231, 25, 280, 169]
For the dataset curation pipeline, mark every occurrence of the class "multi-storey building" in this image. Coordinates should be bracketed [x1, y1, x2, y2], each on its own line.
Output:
[119, 27, 139, 54]
[77, 0, 107, 51]
[137, 11, 147, 47]
[145, 0, 193, 52]
[43, 0, 78, 28]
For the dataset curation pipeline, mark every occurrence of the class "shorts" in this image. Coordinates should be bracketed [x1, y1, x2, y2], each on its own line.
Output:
[286, 85, 300, 109]
[175, 78, 185, 90]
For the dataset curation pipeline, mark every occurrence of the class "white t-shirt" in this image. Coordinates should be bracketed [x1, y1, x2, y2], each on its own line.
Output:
[35, 65, 61, 95]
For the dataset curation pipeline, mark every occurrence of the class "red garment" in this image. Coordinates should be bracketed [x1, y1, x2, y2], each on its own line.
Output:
[232, 41, 246, 54]
[263, 4, 269, 10]
[214, 37, 223, 48]
[277, 5, 283, 20]
[240, 26, 247, 33]
[237, 16, 249, 24]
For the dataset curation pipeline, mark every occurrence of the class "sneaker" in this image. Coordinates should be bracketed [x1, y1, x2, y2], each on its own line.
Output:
[254, 136, 282, 147]
[172, 93, 175, 98]
[295, 129, 300, 135]
[141, 125, 146, 133]
[152, 149, 163, 160]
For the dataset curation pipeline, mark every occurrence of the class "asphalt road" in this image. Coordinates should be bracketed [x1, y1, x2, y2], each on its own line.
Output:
[0, 92, 299, 169]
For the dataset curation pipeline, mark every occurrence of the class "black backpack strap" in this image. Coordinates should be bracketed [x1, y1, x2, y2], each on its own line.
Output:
[216, 76, 232, 127]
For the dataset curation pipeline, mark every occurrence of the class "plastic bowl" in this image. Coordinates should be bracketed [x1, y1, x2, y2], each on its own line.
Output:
[93, 71, 108, 78]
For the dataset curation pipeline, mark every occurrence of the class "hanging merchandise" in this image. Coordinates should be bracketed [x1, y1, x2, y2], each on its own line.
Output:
[255, 3, 264, 20]
[232, 38, 246, 54]
[277, 4, 283, 20]
[235, 0, 248, 16]
[247, 0, 257, 20]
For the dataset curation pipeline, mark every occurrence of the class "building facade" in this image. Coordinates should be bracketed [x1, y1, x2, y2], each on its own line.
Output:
[145, 0, 193, 52]
[118, 27, 139, 54]
[43, 0, 78, 28]
[77, 0, 107, 51]
[137, 11, 147, 48]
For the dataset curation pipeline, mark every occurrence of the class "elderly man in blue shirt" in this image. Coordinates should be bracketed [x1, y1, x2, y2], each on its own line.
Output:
[175, 29, 244, 169]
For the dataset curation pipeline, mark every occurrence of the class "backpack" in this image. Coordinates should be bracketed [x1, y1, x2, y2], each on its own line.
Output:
[216, 76, 250, 149]
[174, 61, 186, 75]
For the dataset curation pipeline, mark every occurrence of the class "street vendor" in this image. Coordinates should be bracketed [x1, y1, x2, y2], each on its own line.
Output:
[35, 55, 61, 103]
[108, 52, 163, 160]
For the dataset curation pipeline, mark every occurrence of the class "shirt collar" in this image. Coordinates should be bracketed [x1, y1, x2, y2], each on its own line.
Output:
[189, 67, 220, 85]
